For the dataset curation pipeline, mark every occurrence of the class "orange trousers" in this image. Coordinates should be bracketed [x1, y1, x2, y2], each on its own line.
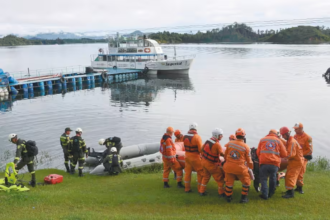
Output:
[200, 160, 225, 194]
[163, 158, 183, 183]
[285, 161, 302, 190]
[184, 154, 204, 192]
[297, 158, 308, 187]
[224, 170, 250, 196]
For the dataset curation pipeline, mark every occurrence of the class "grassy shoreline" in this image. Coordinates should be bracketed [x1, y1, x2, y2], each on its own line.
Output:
[0, 159, 329, 219]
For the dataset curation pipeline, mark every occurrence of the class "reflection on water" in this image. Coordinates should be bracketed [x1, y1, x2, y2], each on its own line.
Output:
[0, 75, 193, 112]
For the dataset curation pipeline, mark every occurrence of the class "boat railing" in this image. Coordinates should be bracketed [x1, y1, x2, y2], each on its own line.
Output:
[8, 65, 87, 80]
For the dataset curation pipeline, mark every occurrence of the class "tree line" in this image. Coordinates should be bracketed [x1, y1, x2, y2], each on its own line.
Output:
[149, 23, 330, 44]
[0, 35, 107, 46]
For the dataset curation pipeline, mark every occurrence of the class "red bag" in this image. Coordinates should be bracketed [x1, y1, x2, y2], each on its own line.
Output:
[44, 174, 63, 184]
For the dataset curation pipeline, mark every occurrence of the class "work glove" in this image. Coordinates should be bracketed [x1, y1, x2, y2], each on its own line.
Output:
[304, 155, 312, 161]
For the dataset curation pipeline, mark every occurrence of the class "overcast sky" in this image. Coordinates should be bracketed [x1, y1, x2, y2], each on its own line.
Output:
[1, 0, 330, 35]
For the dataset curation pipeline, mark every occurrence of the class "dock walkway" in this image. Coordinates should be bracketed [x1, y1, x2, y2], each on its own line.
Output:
[9, 68, 143, 93]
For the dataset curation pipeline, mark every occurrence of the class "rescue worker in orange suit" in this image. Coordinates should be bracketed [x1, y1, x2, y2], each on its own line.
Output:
[183, 122, 204, 193]
[200, 128, 225, 197]
[280, 126, 303, 198]
[229, 134, 236, 141]
[257, 129, 287, 200]
[174, 130, 184, 142]
[223, 128, 253, 203]
[293, 123, 313, 194]
[160, 127, 184, 188]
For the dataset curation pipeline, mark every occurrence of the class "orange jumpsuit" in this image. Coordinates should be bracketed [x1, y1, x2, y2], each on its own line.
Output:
[160, 134, 183, 183]
[285, 136, 303, 190]
[256, 134, 287, 167]
[183, 130, 203, 192]
[223, 139, 253, 196]
[294, 132, 312, 187]
[200, 137, 225, 195]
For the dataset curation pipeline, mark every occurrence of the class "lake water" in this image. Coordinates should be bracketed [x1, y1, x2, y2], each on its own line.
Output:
[0, 43, 330, 170]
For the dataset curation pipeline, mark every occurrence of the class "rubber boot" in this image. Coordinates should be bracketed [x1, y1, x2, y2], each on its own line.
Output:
[225, 195, 232, 203]
[199, 192, 207, 196]
[79, 169, 84, 177]
[240, 194, 249, 203]
[164, 182, 170, 188]
[177, 182, 184, 188]
[294, 186, 304, 194]
[65, 163, 70, 173]
[282, 190, 294, 199]
[70, 167, 75, 175]
[29, 174, 36, 187]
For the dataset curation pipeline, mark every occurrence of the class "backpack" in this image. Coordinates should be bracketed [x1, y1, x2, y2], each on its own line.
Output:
[71, 136, 82, 153]
[111, 154, 120, 166]
[25, 140, 38, 157]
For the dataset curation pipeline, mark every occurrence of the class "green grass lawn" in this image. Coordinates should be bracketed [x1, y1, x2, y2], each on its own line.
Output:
[0, 164, 329, 220]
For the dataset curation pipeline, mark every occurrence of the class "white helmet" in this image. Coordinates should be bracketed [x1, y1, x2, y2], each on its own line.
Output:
[8, 133, 17, 142]
[189, 122, 198, 130]
[98, 138, 105, 145]
[212, 128, 223, 137]
[76, 128, 83, 133]
[110, 147, 117, 153]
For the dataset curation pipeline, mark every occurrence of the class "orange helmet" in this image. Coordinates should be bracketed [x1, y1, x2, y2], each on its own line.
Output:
[280, 127, 290, 135]
[235, 128, 246, 137]
[229, 134, 236, 140]
[174, 130, 181, 137]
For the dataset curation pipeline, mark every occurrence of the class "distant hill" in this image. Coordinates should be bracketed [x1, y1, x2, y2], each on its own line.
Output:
[23, 30, 146, 40]
[0, 35, 106, 46]
[265, 26, 330, 43]
[149, 23, 258, 43]
[0, 35, 38, 46]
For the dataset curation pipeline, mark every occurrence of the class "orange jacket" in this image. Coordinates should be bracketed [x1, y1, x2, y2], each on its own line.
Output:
[223, 139, 253, 174]
[175, 135, 184, 143]
[160, 134, 176, 162]
[286, 136, 303, 163]
[183, 130, 203, 155]
[280, 138, 287, 146]
[256, 134, 287, 167]
[201, 137, 223, 163]
[294, 132, 313, 156]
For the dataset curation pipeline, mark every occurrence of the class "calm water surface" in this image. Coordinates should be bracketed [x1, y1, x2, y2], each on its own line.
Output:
[0, 43, 330, 170]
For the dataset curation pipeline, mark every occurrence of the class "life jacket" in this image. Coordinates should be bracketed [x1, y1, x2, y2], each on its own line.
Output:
[71, 136, 82, 153]
[184, 131, 198, 153]
[202, 139, 220, 163]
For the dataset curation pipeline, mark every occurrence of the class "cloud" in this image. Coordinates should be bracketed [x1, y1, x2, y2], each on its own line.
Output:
[1, 0, 330, 35]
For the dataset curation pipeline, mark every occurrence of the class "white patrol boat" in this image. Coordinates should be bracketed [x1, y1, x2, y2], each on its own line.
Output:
[90, 34, 195, 74]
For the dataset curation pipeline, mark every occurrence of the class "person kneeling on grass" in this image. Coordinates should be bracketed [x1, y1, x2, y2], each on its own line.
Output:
[103, 147, 123, 175]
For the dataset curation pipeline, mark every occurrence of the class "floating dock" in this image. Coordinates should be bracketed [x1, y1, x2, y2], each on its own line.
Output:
[7, 67, 143, 94]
